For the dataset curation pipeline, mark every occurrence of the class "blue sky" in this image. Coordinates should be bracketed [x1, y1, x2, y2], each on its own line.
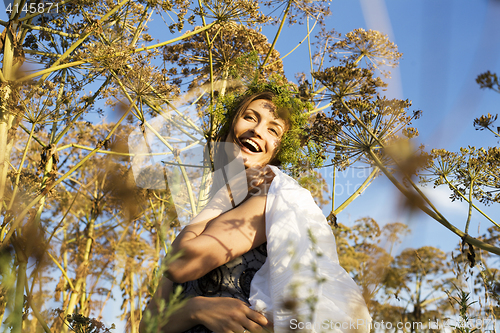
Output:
[266, 0, 500, 254]
[3, 0, 494, 263]
[3, 1, 499, 329]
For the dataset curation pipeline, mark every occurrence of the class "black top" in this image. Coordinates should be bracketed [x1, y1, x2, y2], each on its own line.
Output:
[172, 243, 268, 333]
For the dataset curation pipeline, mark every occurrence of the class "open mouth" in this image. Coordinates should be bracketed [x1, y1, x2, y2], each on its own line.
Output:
[239, 138, 262, 153]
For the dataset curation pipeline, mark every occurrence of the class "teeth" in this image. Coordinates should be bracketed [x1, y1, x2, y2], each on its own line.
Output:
[241, 138, 261, 152]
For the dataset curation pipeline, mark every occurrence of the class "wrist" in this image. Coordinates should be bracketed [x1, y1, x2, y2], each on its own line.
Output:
[186, 296, 205, 325]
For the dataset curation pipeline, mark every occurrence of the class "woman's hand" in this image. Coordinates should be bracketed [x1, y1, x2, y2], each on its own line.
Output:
[190, 297, 271, 333]
[246, 165, 275, 196]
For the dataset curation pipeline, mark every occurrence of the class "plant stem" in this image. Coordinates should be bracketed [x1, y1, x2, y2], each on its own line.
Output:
[47, 252, 76, 291]
[331, 166, 336, 213]
[334, 167, 378, 214]
[263, 16, 318, 69]
[341, 99, 447, 221]
[20, 23, 79, 37]
[7, 123, 35, 210]
[12, 253, 27, 333]
[1, 101, 134, 248]
[39, 0, 130, 82]
[54, 76, 111, 144]
[130, 271, 137, 333]
[442, 175, 499, 228]
[24, 272, 52, 333]
[197, 0, 215, 144]
[18, 61, 87, 82]
[134, 21, 216, 53]
[368, 148, 500, 255]
[487, 126, 500, 138]
[130, 4, 152, 46]
[465, 180, 474, 234]
[261, 0, 292, 69]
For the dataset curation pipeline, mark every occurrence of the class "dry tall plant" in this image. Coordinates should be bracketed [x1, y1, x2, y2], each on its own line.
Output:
[0, 1, 498, 332]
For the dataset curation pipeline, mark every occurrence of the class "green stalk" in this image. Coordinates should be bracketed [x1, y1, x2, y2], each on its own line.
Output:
[9, 0, 26, 20]
[132, 22, 216, 53]
[62, 226, 68, 306]
[261, 0, 292, 69]
[368, 148, 500, 255]
[22, 49, 61, 58]
[307, 16, 314, 86]
[12, 253, 27, 333]
[341, 99, 447, 221]
[54, 76, 111, 144]
[353, 53, 365, 66]
[130, 4, 152, 46]
[334, 167, 378, 214]
[130, 272, 137, 333]
[38, 0, 131, 82]
[7, 123, 35, 210]
[0, 14, 17, 207]
[306, 102, 333, 115]
[331, 166, 336, 214]
[487, 126, 500, 138]
[465, 180, 474, 234]
[20, 23, 79, 37]
[197, 0, 215, 142]
[57, 143, 178, 157]
[1, 101, 134, 248]
[263, 16, 318, 69]
[442, 175, 499, 228]
[18, 61, 87, 82]
[24, 273, 52, 333]
[47, 252, 75, 291]
[64, 189, 99, 323]
[18, 122, 46, 147]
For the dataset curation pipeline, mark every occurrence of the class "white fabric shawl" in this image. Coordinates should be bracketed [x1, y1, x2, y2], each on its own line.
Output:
[249, 166, 372, 333]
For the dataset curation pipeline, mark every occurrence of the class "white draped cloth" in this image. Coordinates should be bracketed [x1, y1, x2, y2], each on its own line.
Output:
[249, 166, 372, 333]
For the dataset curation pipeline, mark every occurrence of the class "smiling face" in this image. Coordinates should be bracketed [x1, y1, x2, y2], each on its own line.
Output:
[226, 99, 287, 168]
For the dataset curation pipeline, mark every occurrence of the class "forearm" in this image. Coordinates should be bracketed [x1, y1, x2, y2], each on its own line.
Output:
[167, 195, 267, 283]
[139, 277, 201, 333]
[159, 298, 202, 333]
[171, 208, 222, 253]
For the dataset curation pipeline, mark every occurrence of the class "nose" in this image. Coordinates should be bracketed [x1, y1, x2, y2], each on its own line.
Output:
[251, 121, 265, 138]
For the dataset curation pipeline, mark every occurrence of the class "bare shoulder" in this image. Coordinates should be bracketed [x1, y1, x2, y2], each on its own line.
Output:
[167, 186, 268, 283]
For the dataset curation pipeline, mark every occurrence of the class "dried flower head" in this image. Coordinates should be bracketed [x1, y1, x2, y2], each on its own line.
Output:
[331, 29, 402, 77]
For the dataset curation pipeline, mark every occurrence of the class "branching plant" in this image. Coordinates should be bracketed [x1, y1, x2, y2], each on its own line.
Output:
[0, 1, 498, 332]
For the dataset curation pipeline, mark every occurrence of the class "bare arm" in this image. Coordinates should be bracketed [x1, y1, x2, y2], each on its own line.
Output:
[166, 192, 267, 283]
[139, 277, 198, 333]
[139, 277, 270, 333]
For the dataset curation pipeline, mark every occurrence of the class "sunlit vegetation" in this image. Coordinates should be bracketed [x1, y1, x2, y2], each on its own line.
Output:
[0, 1, 498, 332]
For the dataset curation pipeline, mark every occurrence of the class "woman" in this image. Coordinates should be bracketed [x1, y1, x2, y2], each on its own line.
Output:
[140, 87, 370, 333]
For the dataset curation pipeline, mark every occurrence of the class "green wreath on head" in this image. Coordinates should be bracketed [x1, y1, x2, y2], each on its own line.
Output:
[212, 77, 326, 176]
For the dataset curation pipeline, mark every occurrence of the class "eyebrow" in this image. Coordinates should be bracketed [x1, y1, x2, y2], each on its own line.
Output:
[246, 108, 285, 131]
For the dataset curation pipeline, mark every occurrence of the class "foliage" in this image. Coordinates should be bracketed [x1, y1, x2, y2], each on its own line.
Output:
[213, 78, 327, 174]
[335, 218, 499, 332]
[0, 0, 498, 332]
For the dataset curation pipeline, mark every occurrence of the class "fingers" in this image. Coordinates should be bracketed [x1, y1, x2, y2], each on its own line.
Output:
[229, 300, 268, 333]
[245, 312, 268, 329]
